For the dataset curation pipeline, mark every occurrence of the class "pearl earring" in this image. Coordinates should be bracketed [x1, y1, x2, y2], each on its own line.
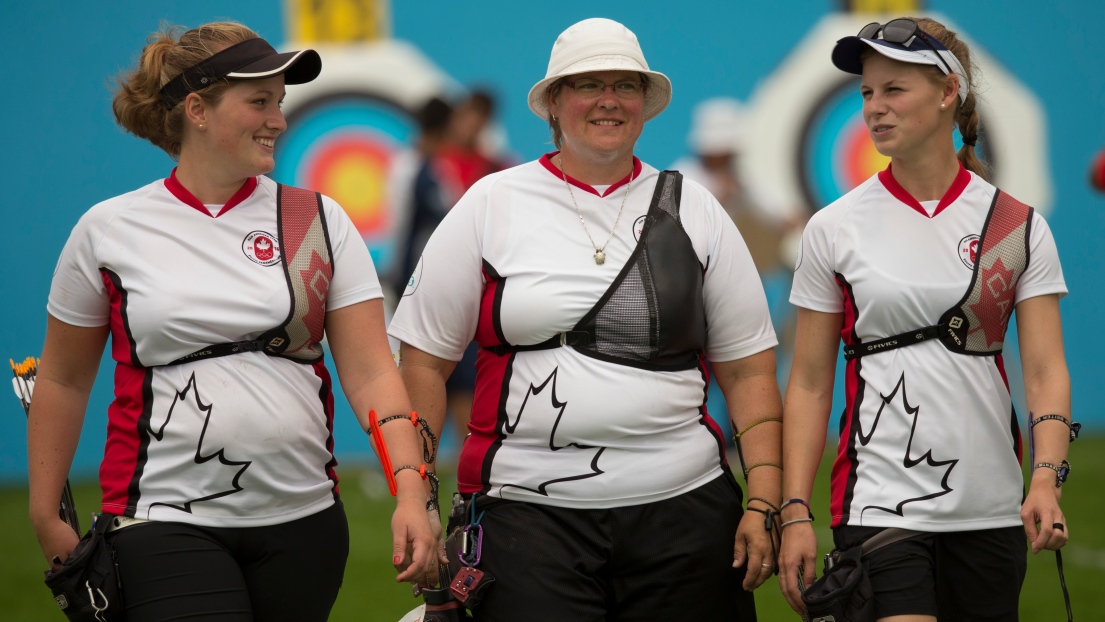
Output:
[198, 123, 206, 130]
[940, 103, 946, 110]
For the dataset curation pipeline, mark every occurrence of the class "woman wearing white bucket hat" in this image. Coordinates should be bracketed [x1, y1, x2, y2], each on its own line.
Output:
[391, 17, 781, 620]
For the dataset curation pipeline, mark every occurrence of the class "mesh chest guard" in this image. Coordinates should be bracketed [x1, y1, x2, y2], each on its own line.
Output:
[843, 189, 1032, 361]
[484, 171, 706, 371]
[169, 183, 334, 366]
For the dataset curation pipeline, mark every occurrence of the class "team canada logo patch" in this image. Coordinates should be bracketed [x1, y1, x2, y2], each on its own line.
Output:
[242, 231, 281, 266]
[958, 234, 980, 269]
[632, 215, 647, 242]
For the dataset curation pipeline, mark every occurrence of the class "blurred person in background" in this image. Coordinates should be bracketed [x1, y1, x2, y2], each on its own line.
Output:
[28, 22, 436, 621]
[778, 16, 1072, 621]
[670, 97, 791, 275]
[395, 96, 455, 295]
[390, 17, 781, 620]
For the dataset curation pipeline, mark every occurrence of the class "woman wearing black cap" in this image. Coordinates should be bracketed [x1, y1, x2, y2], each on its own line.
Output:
[778, 16, 1073, 620]
[28, 22, 436, 620]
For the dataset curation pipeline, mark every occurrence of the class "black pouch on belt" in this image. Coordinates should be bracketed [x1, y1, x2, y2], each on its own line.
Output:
[801, 528, 920, 622]
[43, 514, 123, 622]
[442, 493, 496, 610]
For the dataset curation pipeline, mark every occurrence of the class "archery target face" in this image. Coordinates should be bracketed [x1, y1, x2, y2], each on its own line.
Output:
[274, 95, 416, 272]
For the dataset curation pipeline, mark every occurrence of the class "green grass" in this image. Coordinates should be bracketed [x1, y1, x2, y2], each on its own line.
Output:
[4, 439, 1102, 621]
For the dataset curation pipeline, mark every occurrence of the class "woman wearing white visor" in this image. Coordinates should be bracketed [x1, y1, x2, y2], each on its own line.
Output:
[391, 17, 781, 620]
[779, 17, 1073, 621]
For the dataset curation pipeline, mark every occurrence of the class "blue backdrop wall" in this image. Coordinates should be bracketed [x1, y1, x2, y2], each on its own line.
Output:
[2, 0, 1102, 483]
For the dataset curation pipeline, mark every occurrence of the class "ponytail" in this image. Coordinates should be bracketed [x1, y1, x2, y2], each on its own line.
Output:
[911, 17, 991, 182]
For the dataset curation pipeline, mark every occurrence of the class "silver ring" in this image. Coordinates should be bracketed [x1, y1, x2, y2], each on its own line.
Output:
[761, 563, 773, 568]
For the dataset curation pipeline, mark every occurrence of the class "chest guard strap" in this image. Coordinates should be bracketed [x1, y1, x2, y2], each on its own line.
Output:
[169, 183, 334, 366]
[842, 189, 1032, 361]
[483, 171, 706, 372]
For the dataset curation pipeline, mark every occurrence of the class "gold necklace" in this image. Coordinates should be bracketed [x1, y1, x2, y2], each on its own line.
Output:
[558, 155, 633, 265]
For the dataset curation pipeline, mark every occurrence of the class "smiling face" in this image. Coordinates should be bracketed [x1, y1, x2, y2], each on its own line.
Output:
[197, 75, 287, 180]
[547, 70, 646, 167]
[860, 53, 958, 162]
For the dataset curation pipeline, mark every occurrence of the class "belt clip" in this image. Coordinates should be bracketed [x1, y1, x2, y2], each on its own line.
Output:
[559, 332, 568, 346]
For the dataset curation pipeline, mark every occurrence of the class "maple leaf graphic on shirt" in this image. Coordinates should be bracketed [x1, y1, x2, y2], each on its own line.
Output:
[497, 367, 606, 496]
[146, 373, 252, 513]
[854, 373, 958, 520]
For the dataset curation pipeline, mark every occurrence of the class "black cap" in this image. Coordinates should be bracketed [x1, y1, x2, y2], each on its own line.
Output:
[159, 38, 321, 108]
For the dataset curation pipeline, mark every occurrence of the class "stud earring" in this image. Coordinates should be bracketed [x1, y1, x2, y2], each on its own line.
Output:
[940, 103, 946, 110]
[198, 123, 206, 130]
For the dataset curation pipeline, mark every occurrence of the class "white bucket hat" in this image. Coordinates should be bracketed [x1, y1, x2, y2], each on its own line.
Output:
[527, 18, 672, 122]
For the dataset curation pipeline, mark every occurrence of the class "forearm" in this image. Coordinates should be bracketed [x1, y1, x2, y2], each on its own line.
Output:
[781, 384, 832, 512]
[1024, 366, 1072, 494]
[398, 360, 452, 472]
[716, 351, 783, 505]
[27, 378, 88, 525]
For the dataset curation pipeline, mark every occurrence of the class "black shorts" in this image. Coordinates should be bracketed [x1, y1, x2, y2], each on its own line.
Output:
[467, 474, 757, 622]
[107, 501, 349, 622]
[834, 525, 1027, 621]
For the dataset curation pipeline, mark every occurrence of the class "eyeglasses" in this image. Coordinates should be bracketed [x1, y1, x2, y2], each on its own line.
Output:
[564, 78, 645, 99]
[858, 18, 956, 78]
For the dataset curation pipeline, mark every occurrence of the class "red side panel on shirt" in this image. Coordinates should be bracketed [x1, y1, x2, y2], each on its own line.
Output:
[460, 261, 511, 493]
[312, 360, 341, 496]
[831, 273, 866, 528]
[697, 358, 728, 466]
[101, 269, 139, 366]
[459, 350, 512, 494]
[100, 362, 150, 514]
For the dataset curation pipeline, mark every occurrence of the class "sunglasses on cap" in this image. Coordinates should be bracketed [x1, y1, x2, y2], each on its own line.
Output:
[857, 18, 956, 78]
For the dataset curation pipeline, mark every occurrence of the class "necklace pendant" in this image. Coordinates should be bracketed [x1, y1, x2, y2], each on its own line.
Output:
[594, 250, 606, 265]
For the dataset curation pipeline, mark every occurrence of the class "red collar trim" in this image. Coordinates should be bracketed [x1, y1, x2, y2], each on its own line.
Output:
[539, 152, 642, 197]
[877, 163, 971, 218]
[164, 168, 258, 218]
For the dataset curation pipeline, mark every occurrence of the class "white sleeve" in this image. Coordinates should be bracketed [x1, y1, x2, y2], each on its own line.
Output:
[47, 210, 110, 327]
[323, 195, 383, 311]
[688, 182, 778, 362]
[387, 179, 487, 361]
[1015, 211, 1067, 304]
[789, 209, 845, 313]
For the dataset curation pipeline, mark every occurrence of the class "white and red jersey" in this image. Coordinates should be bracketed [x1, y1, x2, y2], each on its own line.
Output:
[389, 154, 777, 509]
[791, 166, 1067, 532]
[48, 172, 381, 527]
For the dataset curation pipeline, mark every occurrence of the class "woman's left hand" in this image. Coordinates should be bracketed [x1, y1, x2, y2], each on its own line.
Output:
[392, 497, 438, 584]
[733, 510, 776, 590]
[1021, 473, 1069, 553]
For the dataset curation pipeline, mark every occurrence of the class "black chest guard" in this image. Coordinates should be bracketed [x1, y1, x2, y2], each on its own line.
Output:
[484, 171, 706, 371]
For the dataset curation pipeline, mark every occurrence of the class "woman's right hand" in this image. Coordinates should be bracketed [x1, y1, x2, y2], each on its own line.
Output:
[778, 520, 818, 615]
[32, 515, 81, 572]
[391, 496, 438, 585]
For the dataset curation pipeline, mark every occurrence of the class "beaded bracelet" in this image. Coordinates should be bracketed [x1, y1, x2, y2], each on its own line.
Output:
[378, 411, 439, 463]
[747, 497, 781, 513]
[1033, 460, 1071, 488]
[743, 462, 782, 476]
[393, 464, 441, 512]
[1030, 414, 1081, 443]
[780, 498, 814, 521]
